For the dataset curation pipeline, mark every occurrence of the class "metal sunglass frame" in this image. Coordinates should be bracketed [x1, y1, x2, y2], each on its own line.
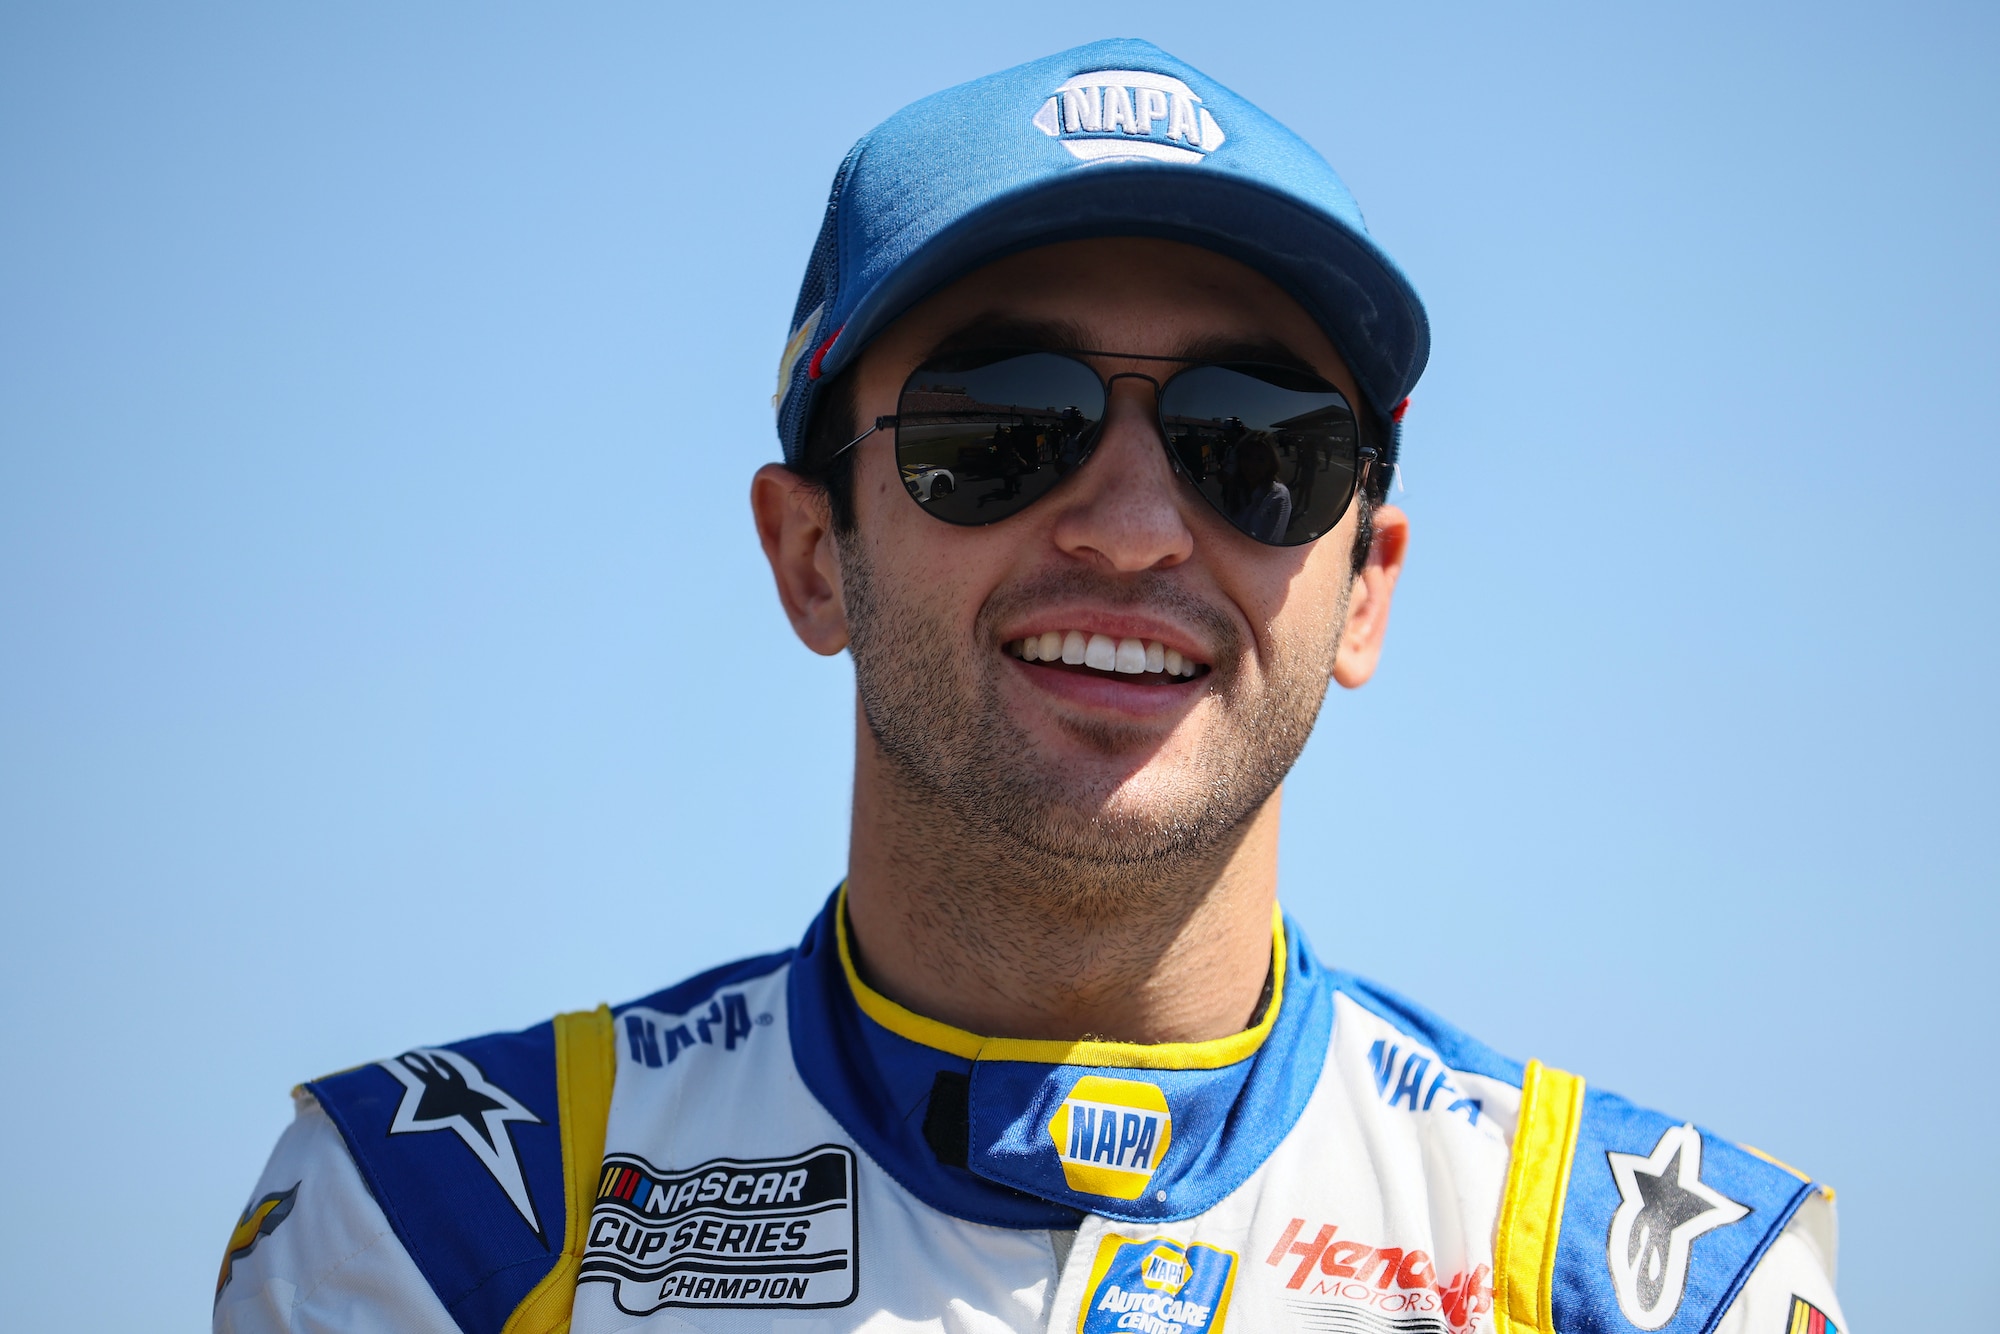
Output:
[828, 346, 1381, 490]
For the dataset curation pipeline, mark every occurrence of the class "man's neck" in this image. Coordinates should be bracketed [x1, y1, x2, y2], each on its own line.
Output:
[841, 732, 1282, 1046]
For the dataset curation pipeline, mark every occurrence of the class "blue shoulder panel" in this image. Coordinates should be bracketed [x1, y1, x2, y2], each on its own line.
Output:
[1316, 969, 1818, 1334]
[304, 951, 797, 1334]
[1552, 1086, 1817, 1334]
[308, 1019, 566, 1334]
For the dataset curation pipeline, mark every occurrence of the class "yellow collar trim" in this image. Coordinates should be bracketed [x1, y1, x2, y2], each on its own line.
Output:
[833, 884, 1286, 1070]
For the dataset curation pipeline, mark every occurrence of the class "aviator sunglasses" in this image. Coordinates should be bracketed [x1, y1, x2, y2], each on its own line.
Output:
[832, 347, 1379, 547]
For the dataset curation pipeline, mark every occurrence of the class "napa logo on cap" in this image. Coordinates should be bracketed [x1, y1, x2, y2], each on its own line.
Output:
[1047, 1075, 1172, 1200]
[1031, 69, 1226, 165]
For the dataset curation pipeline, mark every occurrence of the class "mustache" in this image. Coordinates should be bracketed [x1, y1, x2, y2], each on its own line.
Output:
[978, 567, 1243, 671]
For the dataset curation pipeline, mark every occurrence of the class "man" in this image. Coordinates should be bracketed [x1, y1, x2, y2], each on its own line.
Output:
[216, 39, 1847, 1334]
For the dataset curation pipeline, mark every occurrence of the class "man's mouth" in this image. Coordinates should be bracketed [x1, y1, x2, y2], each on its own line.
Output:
[1004, 631, 1208, 683]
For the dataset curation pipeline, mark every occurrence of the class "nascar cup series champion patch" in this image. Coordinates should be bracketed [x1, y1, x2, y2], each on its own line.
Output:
[577, 1146, 858, 1315]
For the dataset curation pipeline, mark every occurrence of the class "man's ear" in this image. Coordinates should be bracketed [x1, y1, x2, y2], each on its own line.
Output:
[1332, 502, 1408, 689]
[751, 463, 851, 656]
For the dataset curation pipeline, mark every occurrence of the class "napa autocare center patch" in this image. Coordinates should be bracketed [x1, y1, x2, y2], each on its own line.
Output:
[1079, 1235, 1238, 1334]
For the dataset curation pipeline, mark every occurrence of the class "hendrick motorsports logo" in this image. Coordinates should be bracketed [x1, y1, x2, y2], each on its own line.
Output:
[578, 1146, 857, 1313]
[1031, 69, 1226, 165]
[1267, 1216, 1493, 1333]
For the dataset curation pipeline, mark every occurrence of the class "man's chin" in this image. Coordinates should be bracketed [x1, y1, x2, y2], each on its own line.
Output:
[970, 762, 1254, 868]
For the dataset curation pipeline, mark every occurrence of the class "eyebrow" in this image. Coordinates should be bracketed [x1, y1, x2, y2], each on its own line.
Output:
[917, 314, 1325, 380]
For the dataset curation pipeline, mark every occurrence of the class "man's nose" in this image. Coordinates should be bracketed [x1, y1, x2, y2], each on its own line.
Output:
[1045, 378, 1196, 573]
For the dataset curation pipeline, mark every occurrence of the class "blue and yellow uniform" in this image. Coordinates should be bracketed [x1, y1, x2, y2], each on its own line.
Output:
[215, 889, 1845, 1334]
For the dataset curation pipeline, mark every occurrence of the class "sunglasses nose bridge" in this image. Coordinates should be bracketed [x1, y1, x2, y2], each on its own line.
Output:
[1086, 370, 1203, 503]
[1100, 369, 1164, 403]
[1100, 370, 1202, 488]
[1100, 368, 1173, 439]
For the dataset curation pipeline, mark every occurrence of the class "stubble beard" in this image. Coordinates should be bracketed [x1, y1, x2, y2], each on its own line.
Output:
[840, 532, 1346, 923]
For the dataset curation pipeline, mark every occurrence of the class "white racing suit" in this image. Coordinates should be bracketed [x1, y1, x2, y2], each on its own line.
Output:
[215, 888, 1846, 1334]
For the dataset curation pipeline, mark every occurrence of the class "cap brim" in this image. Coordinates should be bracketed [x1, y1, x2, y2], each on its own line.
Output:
[818, 165, 1429, 416]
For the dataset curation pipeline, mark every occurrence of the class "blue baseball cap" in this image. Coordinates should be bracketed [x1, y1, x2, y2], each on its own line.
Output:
[773, 37, 1429, 466]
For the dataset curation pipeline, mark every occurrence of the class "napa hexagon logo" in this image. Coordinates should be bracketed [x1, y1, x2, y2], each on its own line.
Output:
[1031, 69, 1226, 165]
[1047, 1074, 1172, 1200]
[1139, 1242, 1192, 1294]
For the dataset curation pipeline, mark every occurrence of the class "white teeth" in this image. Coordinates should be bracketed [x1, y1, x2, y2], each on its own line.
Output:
[1012, 629, 1204, 677]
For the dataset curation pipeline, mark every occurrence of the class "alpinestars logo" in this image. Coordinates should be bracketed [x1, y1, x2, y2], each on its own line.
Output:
[382, 1048, 545, 1239]
[1604, 1124, 1749, 1329]
[1031, 69, 1225, 165]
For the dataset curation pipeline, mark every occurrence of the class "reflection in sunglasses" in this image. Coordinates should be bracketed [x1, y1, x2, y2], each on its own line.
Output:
[890, 352, 1366, 545]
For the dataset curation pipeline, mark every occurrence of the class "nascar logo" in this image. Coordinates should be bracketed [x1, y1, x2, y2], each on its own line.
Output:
[1030, 69, 1226, 165]
[1047, 1075, 1173, 1200]
[579, 1146, 858, 1314]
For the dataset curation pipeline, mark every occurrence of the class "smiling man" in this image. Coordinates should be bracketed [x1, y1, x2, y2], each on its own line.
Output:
[217, 39, 1848, 1334]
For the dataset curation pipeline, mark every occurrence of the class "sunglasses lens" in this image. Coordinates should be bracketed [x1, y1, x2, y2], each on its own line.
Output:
[895, 352, 1105, 525]
[1159, 365, 1362, 546]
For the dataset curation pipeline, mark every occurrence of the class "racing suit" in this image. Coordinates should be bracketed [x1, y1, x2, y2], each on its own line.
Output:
[215, 888, 1847, 1334]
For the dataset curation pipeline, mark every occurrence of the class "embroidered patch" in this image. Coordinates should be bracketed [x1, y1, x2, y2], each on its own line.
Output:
[1079, 1235, 1237, 1334]
[578, 1146, 857, 1314]
[1787, 1295, 1839, 1334]
[381, 1048, 545, 1239]
[773, 303, 825, 413]
[1605, 1123, 1749, 1330]
[622, 991, 760, 1069]
[1264, 1216, 1492, 1332]
[214, 1184, 297, 1301]
[1031, 69, 1226, 165]
[1048, 1075, 1173, 1200]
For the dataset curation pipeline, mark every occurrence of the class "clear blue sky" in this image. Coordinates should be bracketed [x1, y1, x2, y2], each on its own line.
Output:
[3, 4, 1994, 1329]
